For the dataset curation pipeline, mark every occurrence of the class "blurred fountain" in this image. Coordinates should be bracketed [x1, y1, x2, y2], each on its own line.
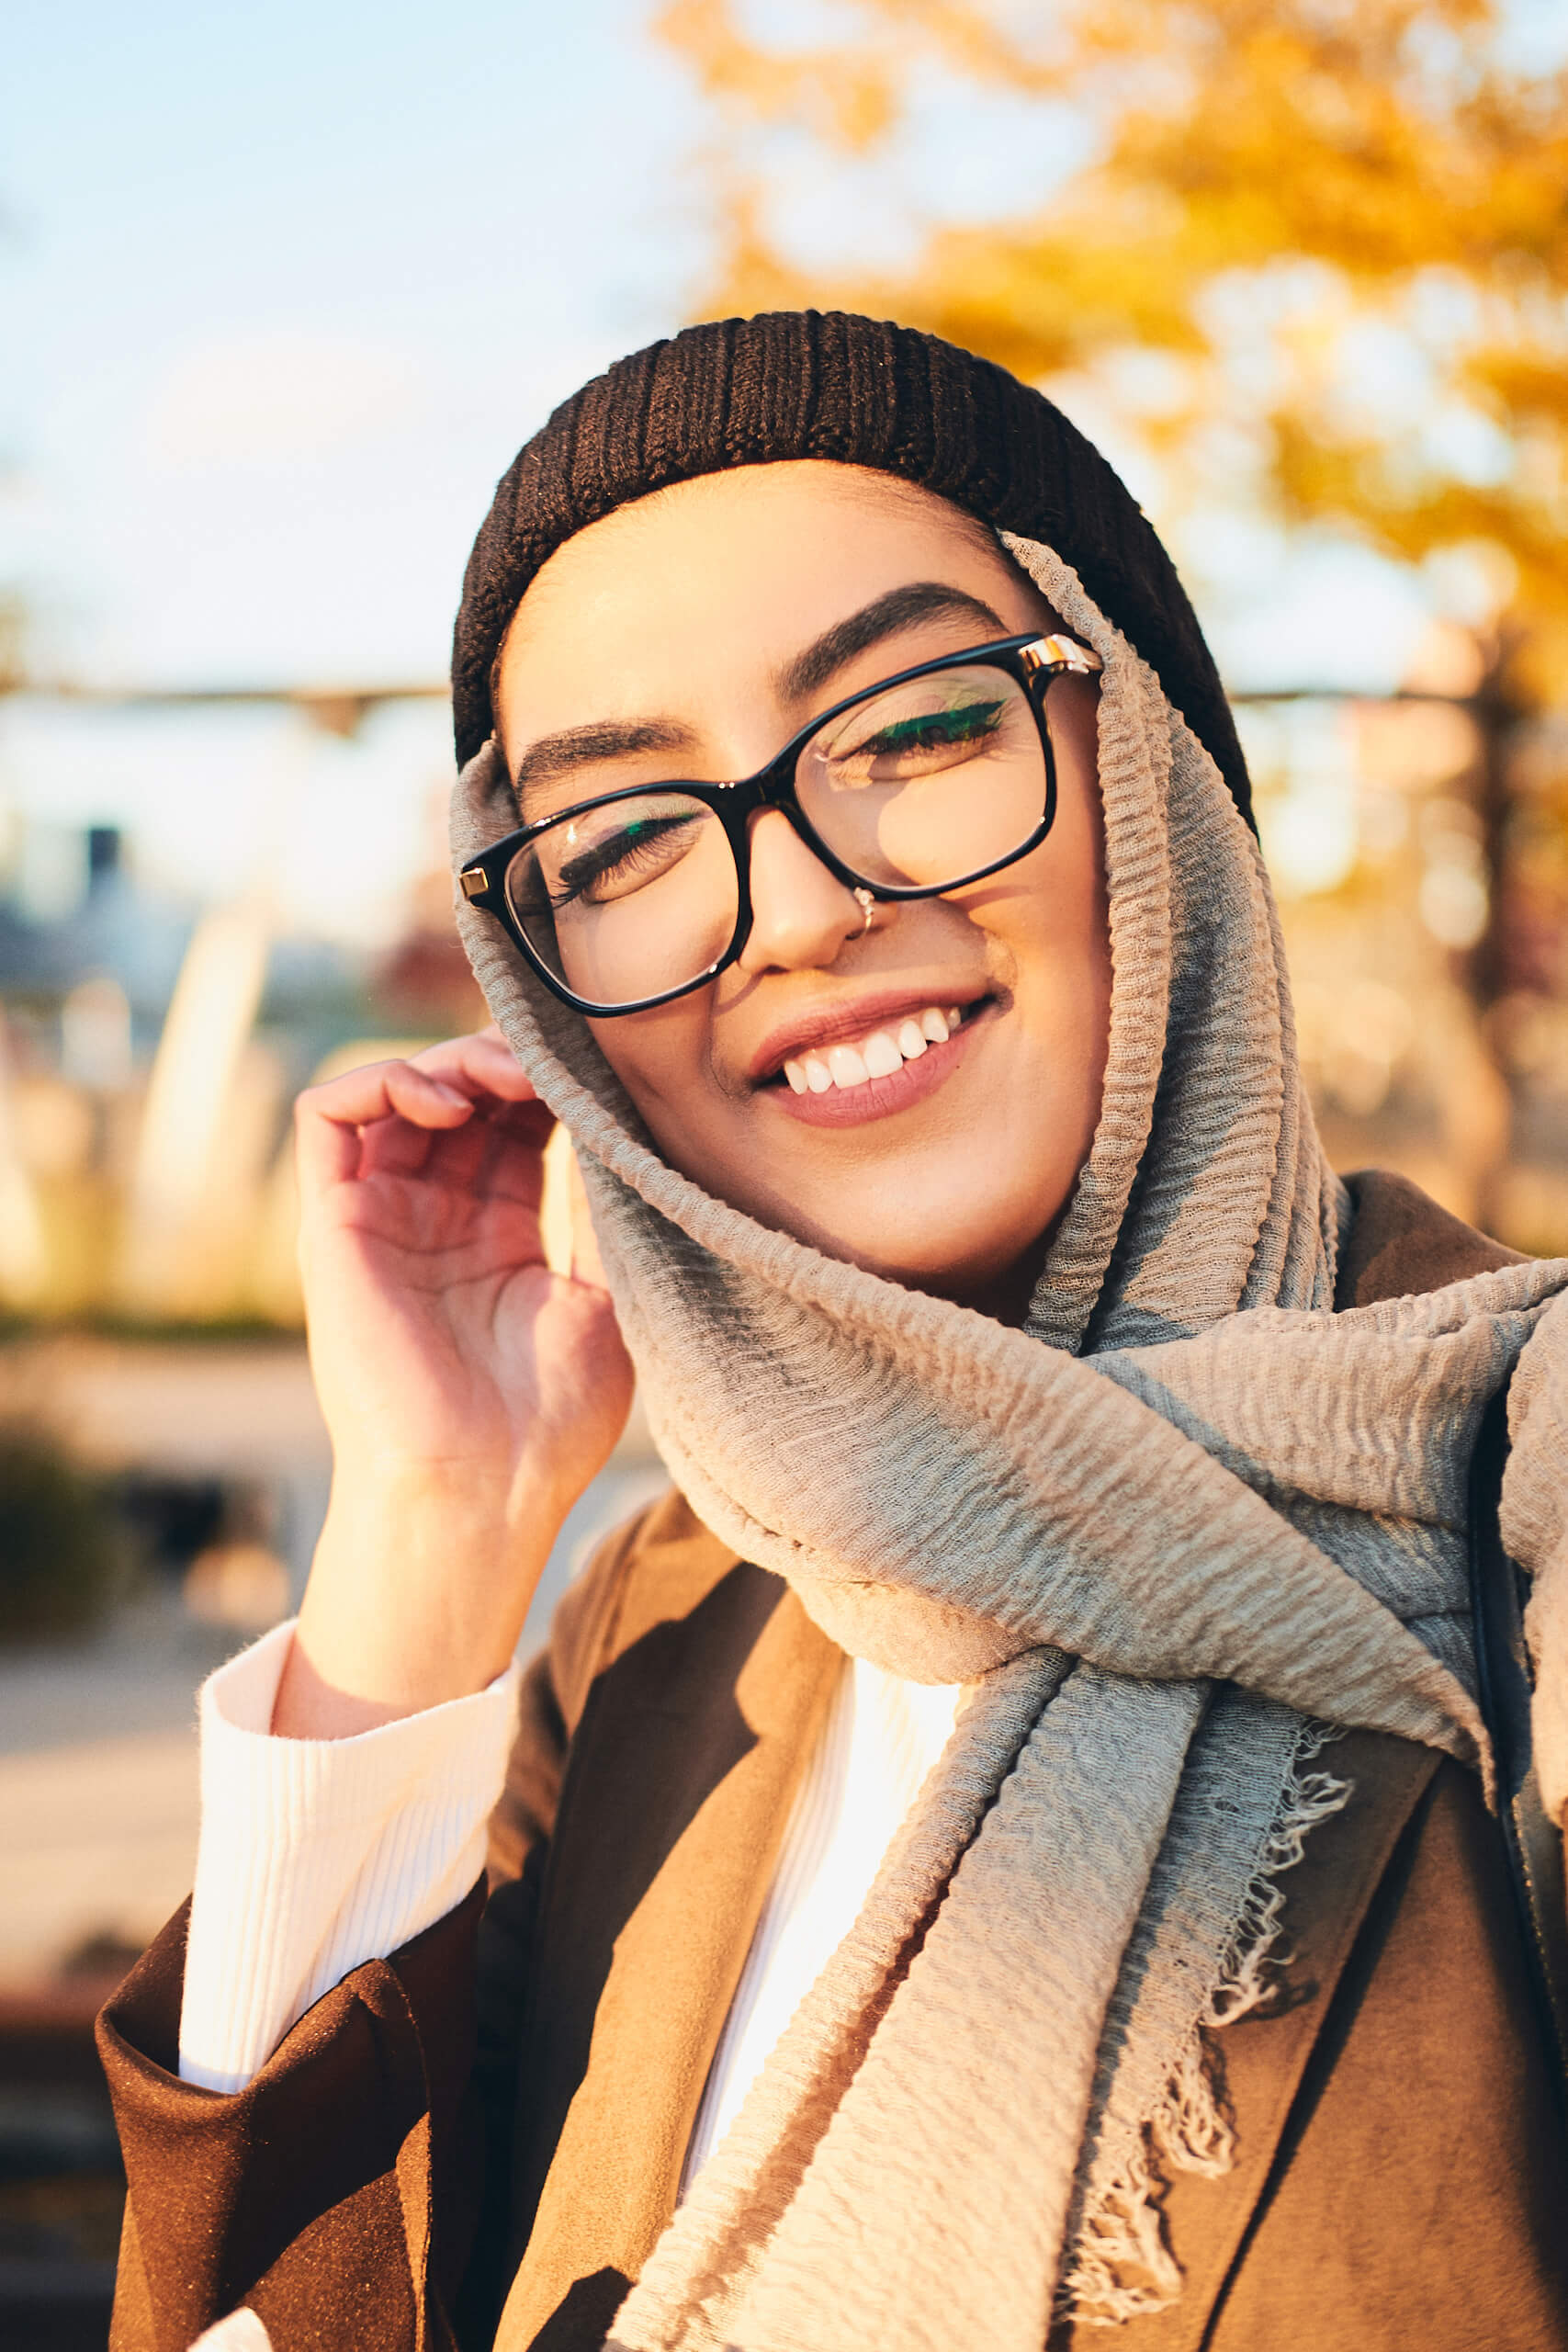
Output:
[0, 1013, 49, 1307]
[115, 902, 273, 1318]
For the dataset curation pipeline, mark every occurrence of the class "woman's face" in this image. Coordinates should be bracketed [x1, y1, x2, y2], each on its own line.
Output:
[494, 461, 1111, 1309]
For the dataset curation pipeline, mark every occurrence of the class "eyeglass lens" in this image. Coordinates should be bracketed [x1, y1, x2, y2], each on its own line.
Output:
[503, 660, 1048, 1010]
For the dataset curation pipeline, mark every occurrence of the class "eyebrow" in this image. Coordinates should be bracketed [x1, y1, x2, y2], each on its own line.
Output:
[512, 717, 698, 811]
[508, 579, 1010, 808]
[773, 581, 1009, 705]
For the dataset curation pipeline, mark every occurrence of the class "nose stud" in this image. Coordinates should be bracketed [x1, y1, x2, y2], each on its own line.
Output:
[853, 888, 875, 934]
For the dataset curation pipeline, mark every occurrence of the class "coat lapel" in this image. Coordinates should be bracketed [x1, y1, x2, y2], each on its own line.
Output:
[497, 1554, 840, 2350]
[497, 1174, 1512, 2350]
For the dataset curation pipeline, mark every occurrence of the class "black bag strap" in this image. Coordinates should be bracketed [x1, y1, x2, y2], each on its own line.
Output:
[1468, 1374, 1568, 2124]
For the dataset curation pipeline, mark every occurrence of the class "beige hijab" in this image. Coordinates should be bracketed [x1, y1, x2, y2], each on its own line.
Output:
[453, 537, 1568, 2348]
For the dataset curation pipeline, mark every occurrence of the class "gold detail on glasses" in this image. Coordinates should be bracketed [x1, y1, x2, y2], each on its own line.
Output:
[1021, 635, 1103, 677]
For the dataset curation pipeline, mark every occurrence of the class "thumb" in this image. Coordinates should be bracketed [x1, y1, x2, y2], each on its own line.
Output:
[566, 1148, 611, 1292]
[538, 1125, 578, 1276]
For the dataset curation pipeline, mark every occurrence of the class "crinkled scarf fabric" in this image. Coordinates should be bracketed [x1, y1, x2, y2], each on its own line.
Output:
[452, 539, 1568, 2349]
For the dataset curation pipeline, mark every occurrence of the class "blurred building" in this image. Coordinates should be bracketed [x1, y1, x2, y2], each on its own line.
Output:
[0, 807, 418, 1325]
[1, 650, 1564, 1333]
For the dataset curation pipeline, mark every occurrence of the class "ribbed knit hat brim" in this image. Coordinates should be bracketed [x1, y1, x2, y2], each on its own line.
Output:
[451, 310, 1251, 829]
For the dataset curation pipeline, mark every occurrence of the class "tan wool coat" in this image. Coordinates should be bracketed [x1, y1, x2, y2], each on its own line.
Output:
[97, 1172, 1568, 2352]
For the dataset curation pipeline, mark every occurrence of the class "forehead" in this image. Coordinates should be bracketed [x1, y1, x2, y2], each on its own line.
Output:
[529, 459, 998, 590]
[493, 462, 1023, 736]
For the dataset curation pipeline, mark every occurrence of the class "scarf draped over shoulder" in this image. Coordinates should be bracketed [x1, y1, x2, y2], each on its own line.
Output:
[452, 539, 1568, 2349]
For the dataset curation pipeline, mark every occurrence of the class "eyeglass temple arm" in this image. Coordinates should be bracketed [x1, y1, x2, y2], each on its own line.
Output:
[1021, 634, 1103, 677]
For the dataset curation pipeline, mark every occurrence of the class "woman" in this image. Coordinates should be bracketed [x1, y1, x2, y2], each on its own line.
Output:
[100, 311, 1568, 2352]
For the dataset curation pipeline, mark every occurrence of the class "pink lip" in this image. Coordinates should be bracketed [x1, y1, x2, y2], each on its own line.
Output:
[746, 985, 989, 1085]
[761, 1002, 987, 1128]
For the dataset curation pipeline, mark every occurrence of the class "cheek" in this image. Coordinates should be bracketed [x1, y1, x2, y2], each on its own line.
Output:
[585, 1001, 721, 1136]
[982, 763, 1110, 1046]
[1053, 741, 1111, 1019]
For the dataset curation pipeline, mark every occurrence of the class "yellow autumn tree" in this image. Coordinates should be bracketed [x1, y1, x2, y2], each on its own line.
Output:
[662, 0, 1566, 694]
[662, 0, 1568, 1240]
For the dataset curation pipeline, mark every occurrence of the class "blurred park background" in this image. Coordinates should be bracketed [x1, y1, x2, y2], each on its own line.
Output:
[2, 0, 1566, 2337]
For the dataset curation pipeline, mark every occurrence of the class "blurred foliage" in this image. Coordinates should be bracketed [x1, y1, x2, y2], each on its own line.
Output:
[661, 0, 1568, 709]
[657, 0, 1568, 1247]
[0, 1424, 126, 1641]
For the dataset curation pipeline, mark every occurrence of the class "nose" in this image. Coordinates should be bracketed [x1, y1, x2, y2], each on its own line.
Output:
[737, 808, 868, 977]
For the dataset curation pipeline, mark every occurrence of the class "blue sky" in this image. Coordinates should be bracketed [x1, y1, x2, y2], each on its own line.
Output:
[3, 0, 1560, 935]
[2, 0, 720, 933]
[5, 0, 712, 690]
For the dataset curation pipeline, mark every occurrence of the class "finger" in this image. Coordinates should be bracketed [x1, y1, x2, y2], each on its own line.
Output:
[304, 1057, 475, 1129]
[407, 1027, 543, 1105]
[454, 1099, 547, 1215]
[355, 1107, 457, 1182]
[358, 1087, 553, 1195]
[295, 1059, 473, 1197]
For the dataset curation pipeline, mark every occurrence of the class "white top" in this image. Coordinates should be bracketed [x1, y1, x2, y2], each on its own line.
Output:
[179, 1619, 962, 2188]
[682, 1647, 962, 2185]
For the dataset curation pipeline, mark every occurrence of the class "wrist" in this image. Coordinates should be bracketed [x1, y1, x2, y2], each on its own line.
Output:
[276, 1466, 565, 1736]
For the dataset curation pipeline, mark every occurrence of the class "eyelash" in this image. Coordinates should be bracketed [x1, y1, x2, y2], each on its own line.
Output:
[846, 703, 1003, 759]
[551, 813, 695, 906]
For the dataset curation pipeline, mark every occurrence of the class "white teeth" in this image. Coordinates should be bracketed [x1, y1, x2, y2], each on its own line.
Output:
[781, 1002, 972, 1097]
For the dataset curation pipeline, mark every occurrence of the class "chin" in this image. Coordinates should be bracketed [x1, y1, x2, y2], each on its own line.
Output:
[786, 1204, 1043, 1301]
[670, 1122, 1069, 1304]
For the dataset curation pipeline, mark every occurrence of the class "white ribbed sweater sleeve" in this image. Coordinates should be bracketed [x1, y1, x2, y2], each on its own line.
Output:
[178, 1623, 520, 2094]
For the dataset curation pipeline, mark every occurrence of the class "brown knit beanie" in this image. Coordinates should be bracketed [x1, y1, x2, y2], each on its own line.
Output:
[452, 309, 1252, 830]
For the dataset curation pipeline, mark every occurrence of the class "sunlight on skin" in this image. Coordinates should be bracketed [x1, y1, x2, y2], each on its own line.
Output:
[496, 461, 1112, 1314]
[278, 464, 1112, 1735]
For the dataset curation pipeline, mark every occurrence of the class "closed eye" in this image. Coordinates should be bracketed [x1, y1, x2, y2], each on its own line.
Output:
[858, 701, 1006, 758]
[550, 811, 701, 907]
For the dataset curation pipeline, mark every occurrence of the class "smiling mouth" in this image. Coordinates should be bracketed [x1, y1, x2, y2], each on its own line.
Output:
[768, 1001, 980, 1098]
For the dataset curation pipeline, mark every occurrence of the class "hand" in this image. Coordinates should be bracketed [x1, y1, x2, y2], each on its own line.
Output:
[276, 1026, 634, 1735]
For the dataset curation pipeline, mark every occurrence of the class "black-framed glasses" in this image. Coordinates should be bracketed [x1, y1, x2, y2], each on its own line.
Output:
[458, 630, 1103, 1017]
